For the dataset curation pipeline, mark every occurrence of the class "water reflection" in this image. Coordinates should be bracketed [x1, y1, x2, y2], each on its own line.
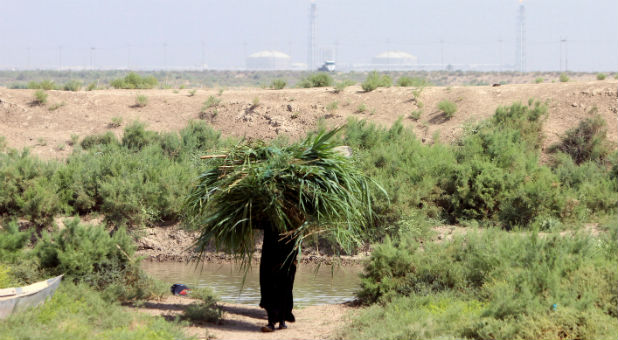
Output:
[142, 261, 361, 307]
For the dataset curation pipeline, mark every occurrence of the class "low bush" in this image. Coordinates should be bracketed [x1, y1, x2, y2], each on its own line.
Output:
[28, 80, 57, 90]
[333, 80, 356, 93]
[549, 115, 611, 165]
[437, 100, 457, 119]
[535, 77, 544, 83]
[63, 80, 81, 91]
[397, 76, 429, 87]
[182, 287, 222, 323]
[33, 89, 48, 105]
[559, 73, 569, 82]
[298, 73, 333, 88]
[362, 71, 392, 92]
[134, 94, 148, 107]
[596, 73, 606, 80]
[80, 131, 118, 149]
[110, 72, 158, 89]
[349, 226, 618, 339]
[270, 79, 286, 90]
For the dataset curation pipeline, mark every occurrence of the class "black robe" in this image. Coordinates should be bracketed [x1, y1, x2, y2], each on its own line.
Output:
[259, 227, 297, 325]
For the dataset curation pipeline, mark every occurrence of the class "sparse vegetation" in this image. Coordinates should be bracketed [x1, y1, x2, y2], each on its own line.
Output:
[270, 78, 287, 90]
[48, 101, 65, 111]
[333, 80, 355, 93]
[326, 101, 338, 112]
[111, 72, 158, 89]
[596, 73, 606, 80]
[298, 73, 333, 88]
[559, 73, 569, 82]
[33, 89, 48, 105]
[182, 287, 222, 324]
[28, 80, 57, 90]
[63, 80, 81, 91]
[409, 110, 422, 120]
[535, 77, 544, 83]
[437, 99, 457, 119]
[86, 82, 97, 91]
[251, 96, 260, 109]
[109, 116, 123, 128]
[188, 89, 196, 97]
[202, 95, 221, 111]
[362, 71, 392, 92]
[134, 94, 148, 107]
[549, 115, 610, 164]
[357, 103, 367, 113]
[397, 76, 429, 87]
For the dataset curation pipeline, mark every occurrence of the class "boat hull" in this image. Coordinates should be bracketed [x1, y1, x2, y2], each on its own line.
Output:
[0, 275, 63, 319]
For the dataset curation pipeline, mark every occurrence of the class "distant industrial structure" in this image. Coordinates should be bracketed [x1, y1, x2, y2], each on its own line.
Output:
[246, 50, 291, 70]
[371, 51, 418, 70]
[307, 1, 317, 71]
[515, 0, 526, 72]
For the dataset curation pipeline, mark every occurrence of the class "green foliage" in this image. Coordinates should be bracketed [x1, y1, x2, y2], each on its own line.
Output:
[333, 80, 355, 93]
[185, 128, 381, 266]
[349, 227, 618, 339]
[202, 95, 221, 112]
[33, 89, 48, 105]
[28, 80, 57, 90]
[397, 76, 429, 87]
[0, 222, 30, 263]
[298, 73, 333, 88]
[596, 73, 606, 80]
[110, 72, 158, 89]
[109, 116, 123, 128]
[134, 94, 148, 107]
[86, 82, 97, 91]
[80, 131, 118, 149]
[182, 287, 222, 323]
[0, 283, 189, 340]
[362, 71, 392, 92]
[535, 77, 544, 84]
[270, 78, 286, 90]
[559, 73, 569, 82]
[438, 100, 457, 119]
[357, 103, 367, 113]
[409, 110, 422, 121]
[48, 102, 65, 111]
[550, 115, 610, 165]
[62, 80, 81, 91]
[326, 101, 338, 112]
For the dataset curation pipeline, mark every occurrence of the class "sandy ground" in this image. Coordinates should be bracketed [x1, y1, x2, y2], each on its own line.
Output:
[1, 81, 616, 160]
[130, 296, 355, 340]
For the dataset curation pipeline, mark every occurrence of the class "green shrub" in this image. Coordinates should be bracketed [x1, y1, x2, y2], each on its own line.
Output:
[326, 101, 338, 112]
[357, 103, 367, 113]
[182, 287, 222, 323]
[48, 102, 65, 111]
[270, 78, 286, 90]
[33, 89, 48, 105]
[0, 222, 30, 263]
[134, 94, 148, 107]
[0, 283, 188, 340]
[333, 80, 355, 93]
[28, 80, 57, 90]
[80, 131, 118, 149]
[298, 73, 333, 88]
[110, 72, 158, 89]
[559, 73, 569, 82]
[596, 73, 606, 80]
[362, 71, 392, 92]
[437, 100, 457, 119]
[202, 95, 221, 111]
[63, 80, 81, 91]
[109, 116, 123, 128]
[409, 110, 422, 121]
[397, 76, 429, 87]
[535, 77, 544, 84]
[86, 82, 97, 91]
[550, 115, 610, 164]
[350, 227, 618, 340]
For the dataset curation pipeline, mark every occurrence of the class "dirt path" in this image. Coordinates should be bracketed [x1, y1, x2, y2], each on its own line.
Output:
[131, 296, 355, 340]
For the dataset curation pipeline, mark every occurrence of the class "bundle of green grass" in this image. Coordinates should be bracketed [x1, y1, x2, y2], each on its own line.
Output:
[184, 128, 379, 264]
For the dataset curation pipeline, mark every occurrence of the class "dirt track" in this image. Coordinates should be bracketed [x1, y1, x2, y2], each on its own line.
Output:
[131, 296, 354, 340]
[1, 81, 616, 160]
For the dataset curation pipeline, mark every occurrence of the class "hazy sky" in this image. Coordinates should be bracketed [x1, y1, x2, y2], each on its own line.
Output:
[1, 0, 616, 71]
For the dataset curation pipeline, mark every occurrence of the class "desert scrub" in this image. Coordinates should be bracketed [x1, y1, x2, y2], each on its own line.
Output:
[109, 116, 123, 128]
[111, 72, 158, 89]
[357, 103, 367, 113]
[333, 80, 355, 93]
[32, 89, 48, 105]
[347, 225, 618, 340]
[549, 114, 611, 165]
[0, 283, 188, 340]
[409, 110, 422, 121]
[27, 80, 57, 90]
[62, 80, 81, 91]
[298, 73, 333, 88]
[48, 101, 65, 111]
[397, 76, 429, 87]
[134, 94, 148, 107]
[326, 101, 338, 112]
[559, 73, 569, 82]
[182, 287, 222, 323]
[535, 77, 544, 83]
[86, 82, 97, 91]
[596, 73, 606, 80]
[361, 71, 392, 92]
[270, 78, 287, 90]
[437, 99, 457, 119]
[188, 89, 196, 97]
[202, 95, 221, 111]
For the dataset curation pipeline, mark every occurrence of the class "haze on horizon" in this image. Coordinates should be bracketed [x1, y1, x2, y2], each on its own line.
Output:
[0, 0, 616, 72]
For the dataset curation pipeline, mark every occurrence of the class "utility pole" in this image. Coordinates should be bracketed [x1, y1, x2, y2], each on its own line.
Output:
[58, 45, 62, 70]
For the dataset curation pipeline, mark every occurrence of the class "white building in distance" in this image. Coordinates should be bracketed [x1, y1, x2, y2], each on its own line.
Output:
[246, 50, 291, 70]
[371, 51, 418, 70]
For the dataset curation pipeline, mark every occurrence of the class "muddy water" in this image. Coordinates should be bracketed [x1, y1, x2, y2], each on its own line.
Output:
[142, 261, 362, 307]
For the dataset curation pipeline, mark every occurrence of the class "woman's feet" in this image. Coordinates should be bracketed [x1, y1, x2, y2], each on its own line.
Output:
[261, 323, 275, 332]
[278, 321, 287, 329]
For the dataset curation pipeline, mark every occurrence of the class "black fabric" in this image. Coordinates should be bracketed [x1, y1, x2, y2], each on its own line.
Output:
[259, 227, 297, 325]
[170, 283, 189, 295]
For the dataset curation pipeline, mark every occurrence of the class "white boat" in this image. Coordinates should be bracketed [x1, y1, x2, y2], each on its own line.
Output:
[0, 275, 63, 319]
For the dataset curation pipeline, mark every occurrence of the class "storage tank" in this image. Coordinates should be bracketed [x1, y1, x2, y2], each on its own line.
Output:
[246, 50, 291, 70]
